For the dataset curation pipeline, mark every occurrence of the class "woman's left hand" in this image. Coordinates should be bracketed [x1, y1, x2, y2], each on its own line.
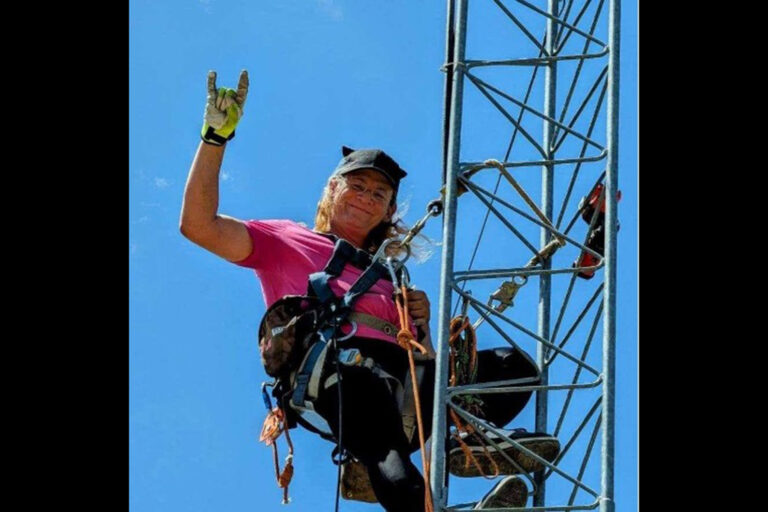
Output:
[406, 288, 431, 329]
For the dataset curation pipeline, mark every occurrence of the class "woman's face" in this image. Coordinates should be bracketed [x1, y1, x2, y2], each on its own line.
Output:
[329, 169, 395, 239]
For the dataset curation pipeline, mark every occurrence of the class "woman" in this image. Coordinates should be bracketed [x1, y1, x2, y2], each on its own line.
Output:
[180, 70, 558, 511]
[181, 70, 438, 512]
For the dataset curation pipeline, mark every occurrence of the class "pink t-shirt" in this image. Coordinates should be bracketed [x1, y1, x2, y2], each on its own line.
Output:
[233, 219, 415, 345]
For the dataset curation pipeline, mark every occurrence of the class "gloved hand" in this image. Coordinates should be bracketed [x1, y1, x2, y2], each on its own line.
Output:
[201, 69, 249, 146]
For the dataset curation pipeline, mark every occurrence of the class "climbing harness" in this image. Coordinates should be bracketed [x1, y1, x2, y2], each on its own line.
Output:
[258, 200, 443, 506]
[258, 237, 395, 504]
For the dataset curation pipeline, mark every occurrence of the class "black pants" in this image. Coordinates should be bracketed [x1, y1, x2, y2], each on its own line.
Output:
[313, 338, 540, 512]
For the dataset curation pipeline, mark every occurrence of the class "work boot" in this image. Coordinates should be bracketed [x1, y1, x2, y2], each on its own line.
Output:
[340, 458, 378, 503]
[474, 476, 528, 509]
[449, 428, 560, 477]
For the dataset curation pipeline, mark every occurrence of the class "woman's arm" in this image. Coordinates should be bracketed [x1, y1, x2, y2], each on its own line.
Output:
[179, 141, 252, 262]
[180, 71, 254, 263]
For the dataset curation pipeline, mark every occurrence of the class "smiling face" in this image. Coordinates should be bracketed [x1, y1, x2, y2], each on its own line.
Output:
[328, 169, 396, 246]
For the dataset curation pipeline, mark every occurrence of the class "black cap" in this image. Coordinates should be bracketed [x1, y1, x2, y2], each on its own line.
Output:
[332, 146, 408, 192]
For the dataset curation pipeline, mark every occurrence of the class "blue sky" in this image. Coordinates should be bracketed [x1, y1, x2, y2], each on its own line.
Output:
[130, 1, 637, 511]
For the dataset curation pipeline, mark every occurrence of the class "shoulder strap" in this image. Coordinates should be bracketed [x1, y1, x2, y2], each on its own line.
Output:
[307, 238, 390, 310]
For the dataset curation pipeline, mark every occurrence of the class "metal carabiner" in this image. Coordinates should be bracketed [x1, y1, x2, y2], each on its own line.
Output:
[372, 237, 412, 269]
[384, 256, 402, 289]
[372, 238, 395, 263]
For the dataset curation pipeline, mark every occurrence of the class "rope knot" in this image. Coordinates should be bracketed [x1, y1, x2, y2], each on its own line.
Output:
[397, 329, 415, 350]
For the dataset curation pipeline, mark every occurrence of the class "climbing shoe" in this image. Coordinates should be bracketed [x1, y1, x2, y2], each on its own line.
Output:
[340, 458, 378, 503]
[474, 475, 528, 509]
[449, 428, 560, 477]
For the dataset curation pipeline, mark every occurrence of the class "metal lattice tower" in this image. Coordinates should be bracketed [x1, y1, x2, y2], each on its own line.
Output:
[429, 0, 620, 510]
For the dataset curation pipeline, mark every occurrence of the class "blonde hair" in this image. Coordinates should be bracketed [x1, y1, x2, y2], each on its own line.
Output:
[314, 175, 424, 258]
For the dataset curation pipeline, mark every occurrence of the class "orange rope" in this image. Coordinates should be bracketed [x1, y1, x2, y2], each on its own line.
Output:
[395, 285, 434, 512]
[259, 407, 295, 504]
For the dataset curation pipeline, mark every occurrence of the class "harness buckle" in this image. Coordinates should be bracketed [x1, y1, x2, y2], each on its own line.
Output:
[338, 348, 362, 366]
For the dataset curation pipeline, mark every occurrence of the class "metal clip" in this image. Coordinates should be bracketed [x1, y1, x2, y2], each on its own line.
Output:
[488, 277, 527, 309]
[338, 348, 363, 366]
[338, 348, 374, 369]
[372, 237, 410, 267]
[385, 256, 402, 290]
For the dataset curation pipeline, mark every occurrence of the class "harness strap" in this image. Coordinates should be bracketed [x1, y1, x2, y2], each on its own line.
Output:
[314, 232, 376, 271]
[348, 312, 398, 337]
[290, 341, 328, 408]
[282, 390, 337, 443]
[322, 349, 400, 391]
[309, 239, 391, 307]
[290, 341, 431, 447]
[326, 239, 373, 274]
[341, 260, 390, 308]
[307, 239, 394, 349]
[308, 239, 379, 302]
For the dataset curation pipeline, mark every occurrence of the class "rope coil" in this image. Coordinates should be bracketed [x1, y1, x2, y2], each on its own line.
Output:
[448, 315, 502, 479]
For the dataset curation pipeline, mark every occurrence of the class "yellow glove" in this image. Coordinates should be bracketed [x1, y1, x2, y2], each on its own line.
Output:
[201, 69, 249, 146]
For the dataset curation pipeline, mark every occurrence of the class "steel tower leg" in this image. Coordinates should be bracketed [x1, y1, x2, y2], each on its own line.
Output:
[430, 0, 469, 509]
[431, 1, 620, 510]
[534, 0, 559, 506]
[601, 1, 620, 511]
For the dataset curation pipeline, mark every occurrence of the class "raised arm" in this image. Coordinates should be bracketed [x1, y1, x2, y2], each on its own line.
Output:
[179, 70, 253, 263]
